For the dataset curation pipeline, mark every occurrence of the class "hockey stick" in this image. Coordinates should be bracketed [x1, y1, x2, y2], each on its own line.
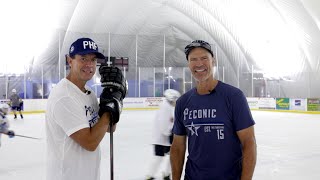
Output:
[110, 122, 114, 180]
[108, 59, 114, 180]
[1, 132, 41, 140]
[103, 57, 114, 180]
[98, 59, 127, 180]
[13, 134, 41, 140]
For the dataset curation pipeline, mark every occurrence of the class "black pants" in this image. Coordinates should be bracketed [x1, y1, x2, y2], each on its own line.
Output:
[154, 144, 170, 156]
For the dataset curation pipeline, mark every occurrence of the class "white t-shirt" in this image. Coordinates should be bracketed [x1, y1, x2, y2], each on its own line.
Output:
[152, 99, 175, 146]
[46, 78, 101, 180]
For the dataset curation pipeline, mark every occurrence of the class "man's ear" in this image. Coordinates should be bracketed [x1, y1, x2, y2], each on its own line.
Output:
[67, 55, 73, 67]
[212, 57, 216, 66]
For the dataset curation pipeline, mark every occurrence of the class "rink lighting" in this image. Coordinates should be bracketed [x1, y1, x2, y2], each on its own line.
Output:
[165, 75, 176, 82]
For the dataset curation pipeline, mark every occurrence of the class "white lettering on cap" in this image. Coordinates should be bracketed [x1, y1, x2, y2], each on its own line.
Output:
[70, 45, 74, 53]
[83, 41, 98, 50]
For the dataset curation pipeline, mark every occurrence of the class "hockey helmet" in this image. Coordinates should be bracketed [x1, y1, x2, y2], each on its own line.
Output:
[164, 89, 181, 102]
[12, 89, 17, 93]
[0, 103, 10, 113]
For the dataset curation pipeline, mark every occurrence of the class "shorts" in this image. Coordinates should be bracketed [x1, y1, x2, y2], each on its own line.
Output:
[11, 106, 21, 111]
[154, 144, 170, 156]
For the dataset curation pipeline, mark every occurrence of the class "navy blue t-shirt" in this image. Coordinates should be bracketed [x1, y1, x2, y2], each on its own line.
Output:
[173, 81, 255, 180]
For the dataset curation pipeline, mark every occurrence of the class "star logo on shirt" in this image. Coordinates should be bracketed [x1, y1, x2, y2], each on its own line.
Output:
[187, 122, 200, 136]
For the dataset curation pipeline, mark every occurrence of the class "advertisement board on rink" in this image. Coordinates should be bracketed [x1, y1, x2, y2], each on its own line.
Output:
[123, 97, 164, 109]
[290, 98, 307, 111]
[307, 98, 320, 111]
[257, 98, 276, 109]
[6, 97, 319, 113]
[246, 97, 259, 109]
[123, 98, 145, 108]
[276, 98, 290, 110]
[246, 97, 276, 110]
[144, 97, 164, 107]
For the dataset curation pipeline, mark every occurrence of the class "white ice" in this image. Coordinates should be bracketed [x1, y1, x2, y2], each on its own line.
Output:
[0, 110, 320, 180]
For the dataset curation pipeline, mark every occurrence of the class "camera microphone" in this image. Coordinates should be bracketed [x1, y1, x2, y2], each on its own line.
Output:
[85, 90, 91, 95]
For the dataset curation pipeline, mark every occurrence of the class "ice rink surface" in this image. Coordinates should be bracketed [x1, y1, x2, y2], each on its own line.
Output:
[1, 110, 320, 180]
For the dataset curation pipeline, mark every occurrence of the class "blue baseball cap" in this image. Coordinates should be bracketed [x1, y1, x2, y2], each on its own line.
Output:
[184, 40, 214, 60]
[69, 38, 105, 59]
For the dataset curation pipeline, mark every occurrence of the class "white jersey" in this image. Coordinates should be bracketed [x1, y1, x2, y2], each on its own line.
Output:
[0, 112, 9, 146]
[0, 112, 9, 131]
[152, 99, 175, 146]
[46, 78, 101, 180]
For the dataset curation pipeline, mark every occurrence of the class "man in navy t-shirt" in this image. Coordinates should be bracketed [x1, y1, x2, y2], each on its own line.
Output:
[170, 40, 257, 180]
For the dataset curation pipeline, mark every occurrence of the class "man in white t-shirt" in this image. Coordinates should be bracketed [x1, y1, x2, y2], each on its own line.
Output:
[146, 89, 181, 180]
[46, 38, 125, 180]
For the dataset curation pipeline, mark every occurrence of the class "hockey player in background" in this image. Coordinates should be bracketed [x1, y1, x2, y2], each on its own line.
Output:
[0, 103, 15, 147]
[146, 89, 181, 180]
[9, 89, 24, 119]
